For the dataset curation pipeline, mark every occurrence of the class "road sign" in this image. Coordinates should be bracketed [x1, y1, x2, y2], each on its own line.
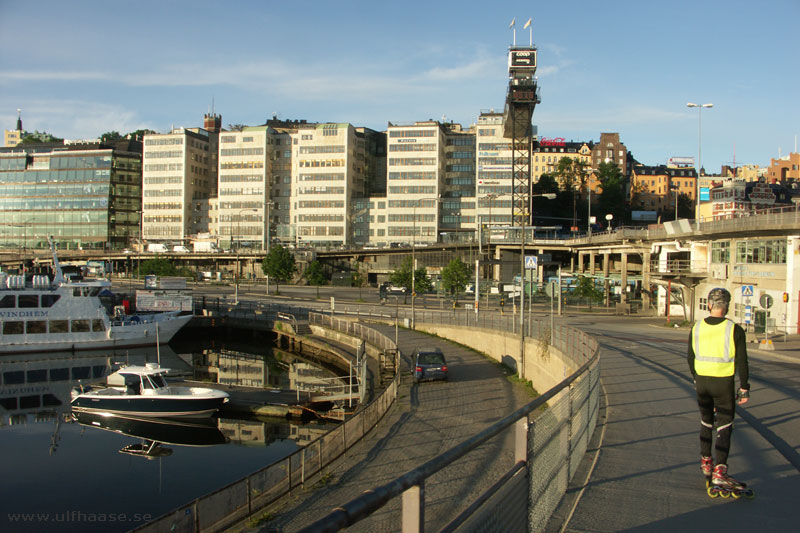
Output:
[760, 294, 773, 309]
[744, 305, 752, 324]
[742, 285, 754, 297]
[525, 255, 538, 270]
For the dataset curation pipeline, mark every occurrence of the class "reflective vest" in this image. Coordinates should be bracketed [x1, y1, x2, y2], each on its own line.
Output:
[691, 319, 736, 377]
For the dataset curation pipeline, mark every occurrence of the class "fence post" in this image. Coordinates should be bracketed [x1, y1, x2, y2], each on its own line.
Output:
[246, 476, 252, 515]
[515, 416, 528, 464]
[402, 482, 424, 533]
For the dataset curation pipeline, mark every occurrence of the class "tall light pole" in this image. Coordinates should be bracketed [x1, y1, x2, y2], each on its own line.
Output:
[687, 102, 713, 219]
[520, 193, 556, 380]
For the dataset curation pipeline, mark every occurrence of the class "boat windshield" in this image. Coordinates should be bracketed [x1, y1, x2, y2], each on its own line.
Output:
[150, 374, 167, 389]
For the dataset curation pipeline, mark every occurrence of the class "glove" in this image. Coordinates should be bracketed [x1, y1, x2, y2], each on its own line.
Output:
[737, 388, 750, 405]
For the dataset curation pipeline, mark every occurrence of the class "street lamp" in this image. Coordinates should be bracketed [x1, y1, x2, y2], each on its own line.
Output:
[686, 102, 713, 219]
[520, 193, 556, 380]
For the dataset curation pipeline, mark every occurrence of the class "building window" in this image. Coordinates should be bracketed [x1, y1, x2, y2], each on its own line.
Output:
[711, 241, 730, 264]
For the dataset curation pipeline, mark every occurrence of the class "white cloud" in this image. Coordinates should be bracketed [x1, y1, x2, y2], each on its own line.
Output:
[7, 99, 147, 140]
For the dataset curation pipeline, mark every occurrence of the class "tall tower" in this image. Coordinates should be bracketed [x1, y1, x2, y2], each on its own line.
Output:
[502, 43, 540, 226]
[4, 108, 25, 147]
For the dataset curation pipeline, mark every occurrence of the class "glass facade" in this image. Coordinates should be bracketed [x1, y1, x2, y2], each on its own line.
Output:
[0, 149, 141, 251]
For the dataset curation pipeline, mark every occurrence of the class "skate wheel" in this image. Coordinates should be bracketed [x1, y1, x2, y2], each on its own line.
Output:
[745, 489, 755, 499]
[731, 490, 741, 499]
[707, 486, 718, 498]
[720, 490, 730, 498]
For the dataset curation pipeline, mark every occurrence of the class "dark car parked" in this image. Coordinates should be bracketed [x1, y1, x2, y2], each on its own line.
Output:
[413, 347, 448, 383]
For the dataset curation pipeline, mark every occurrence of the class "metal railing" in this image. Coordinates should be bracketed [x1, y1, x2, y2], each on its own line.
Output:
[134, 310, 401, 533]
[301, 311, 600, 532]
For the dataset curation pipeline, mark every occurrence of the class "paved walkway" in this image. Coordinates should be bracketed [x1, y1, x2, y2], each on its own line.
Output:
[257, 324, 533, 532]
[552, 318, 800, 532]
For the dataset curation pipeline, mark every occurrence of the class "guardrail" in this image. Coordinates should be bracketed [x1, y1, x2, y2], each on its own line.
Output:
[134, 308, 401, 533]
[301, 308, 600, 532]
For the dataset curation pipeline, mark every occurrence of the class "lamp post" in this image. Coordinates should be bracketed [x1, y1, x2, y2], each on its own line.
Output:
[686, 102, 713, 219]
[411, 196, 441, 329]
[520, 193, 556, 380]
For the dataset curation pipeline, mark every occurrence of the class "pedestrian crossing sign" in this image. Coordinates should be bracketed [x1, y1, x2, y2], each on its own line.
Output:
[525, 256, 538, 270]
[742, 285, 754, 297]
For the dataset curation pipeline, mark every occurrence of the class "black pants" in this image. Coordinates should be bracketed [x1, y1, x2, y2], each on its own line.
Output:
[695, 375, 736, 466]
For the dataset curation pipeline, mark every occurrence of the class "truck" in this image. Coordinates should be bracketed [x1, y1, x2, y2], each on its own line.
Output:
[193, 241, 221, 253]
[147, 243, 168, 253]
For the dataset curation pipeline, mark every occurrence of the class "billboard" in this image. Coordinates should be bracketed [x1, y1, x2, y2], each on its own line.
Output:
[136, 290, 193, 312]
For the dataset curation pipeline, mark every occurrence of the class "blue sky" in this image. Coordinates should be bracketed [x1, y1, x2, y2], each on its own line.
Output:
[1, 0, 798, 172]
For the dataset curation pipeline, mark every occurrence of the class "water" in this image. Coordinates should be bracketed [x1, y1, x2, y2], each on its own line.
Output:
[0, 337, 337, 532]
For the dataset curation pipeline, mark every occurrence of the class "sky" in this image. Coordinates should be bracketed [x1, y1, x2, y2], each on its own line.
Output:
[1, 0, 798, 172]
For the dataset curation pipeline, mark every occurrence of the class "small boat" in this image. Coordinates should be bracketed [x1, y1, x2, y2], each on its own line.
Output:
[70, 362, 229, 418]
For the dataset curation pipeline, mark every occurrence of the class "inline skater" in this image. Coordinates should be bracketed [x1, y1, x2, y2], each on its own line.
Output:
[688, 287, 751, 496]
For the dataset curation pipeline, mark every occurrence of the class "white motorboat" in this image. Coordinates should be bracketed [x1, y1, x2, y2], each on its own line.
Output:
[0, 240, 192, 354]
[70, 362, 229, 418]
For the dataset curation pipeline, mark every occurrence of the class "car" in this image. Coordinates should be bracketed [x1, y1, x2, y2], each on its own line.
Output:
[413, 347, 448, 383]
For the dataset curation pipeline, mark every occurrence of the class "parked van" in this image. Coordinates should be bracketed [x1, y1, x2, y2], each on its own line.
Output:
[173, 245, 191, 253]
[147, 243, 168, 253]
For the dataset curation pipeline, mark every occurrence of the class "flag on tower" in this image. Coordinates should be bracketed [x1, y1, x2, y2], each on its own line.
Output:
[509, 18, 516, 28]
[523, 18, 532, 29]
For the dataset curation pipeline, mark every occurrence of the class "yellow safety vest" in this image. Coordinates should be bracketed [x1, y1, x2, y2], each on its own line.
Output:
[691, 319, 736, 377]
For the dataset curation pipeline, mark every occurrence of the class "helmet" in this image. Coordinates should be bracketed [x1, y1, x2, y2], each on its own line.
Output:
[707, 287, 731, 310]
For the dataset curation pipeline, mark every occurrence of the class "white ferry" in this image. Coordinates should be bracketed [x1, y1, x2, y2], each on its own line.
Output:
[0, 241, 192, 354]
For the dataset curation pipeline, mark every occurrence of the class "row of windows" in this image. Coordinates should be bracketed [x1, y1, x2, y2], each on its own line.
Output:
[448, 138, 475, 146]
[388, 171, 435, 180]
[0, 169, 112, 184]
[387, 199, 438, 208]
[0, 198, 110, 211]
[299, 173, 344, 181]
[735, 240, 786, 264]
[389, 130, 435, 138]
[144, 226, 182, 237]
[145, 137, 183, 146]
[0, 183, 110, 197]
[219, 188, 264, 196]
[1, 364, 106, 387]
[478, 143, 511, 150]
[387, 226, 437, 237]
[298, 186, 345, 195]
[297, 214, 345, 222]
[299, 145, 345, 154]
[145, 176, 183, 185]
[220, 174, 263, 183]
[479, 157, 512, 165]
[220, 161, 264, 169]
[0, 294, 61, 309]
[448, 151, 474, 159]
[144, 202, 182, 210]
[143, 215, 182, 223]
[145, 163, 183, 172]
[447, 165, 474, 172]
[218, 201, 264, 210]
[296, 225, 345, 236]
[298, 159, 345, 168]
[144, 189, 182, 197]
[145, 150, 183, 159]
[388, 158, 436, 166]
[1, 318, 106, 336]
[297, 200, 345, 209]
[389, 144, 436, 152]
[388, 214, 436, 223]
[220, 148, 264, 156]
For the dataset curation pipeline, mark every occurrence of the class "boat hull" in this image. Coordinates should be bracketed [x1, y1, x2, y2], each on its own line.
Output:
[71, 392, 227, 418]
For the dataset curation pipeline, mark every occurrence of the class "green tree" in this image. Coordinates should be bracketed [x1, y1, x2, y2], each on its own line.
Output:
[390, 256, 431, 304]
[18, 131, 63, 144]
[440, 257, 471, 304]
[100, 131, 122, 144]
[677, 193, 693, 219]
[596, 161, 628, 226]
[303, 260, 327, 299]
[261, 244, 296, 295]
[126, 128, 157, 140]
[138, 258, 179, 277]
[571, 275, 603, 302]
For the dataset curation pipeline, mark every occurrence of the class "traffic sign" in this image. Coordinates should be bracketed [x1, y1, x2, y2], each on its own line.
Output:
[744, 305, 752, 324]
[742, 285, 754, 297]
[525, 255, 538, 270]
[760, 294, 773, 309]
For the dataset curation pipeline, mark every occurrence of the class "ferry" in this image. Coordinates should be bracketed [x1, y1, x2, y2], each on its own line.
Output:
[0, 240, 192, 354]
[70, 362, 229, 418]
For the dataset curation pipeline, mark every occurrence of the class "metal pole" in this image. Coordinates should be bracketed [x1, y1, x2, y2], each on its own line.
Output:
[412, 203, 416, 330]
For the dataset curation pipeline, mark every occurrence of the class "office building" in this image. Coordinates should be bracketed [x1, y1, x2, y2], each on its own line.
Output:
[141, 114, 219, 246]
[0, 139, 142, 251]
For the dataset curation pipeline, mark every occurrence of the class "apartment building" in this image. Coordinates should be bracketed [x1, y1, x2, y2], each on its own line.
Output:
[630, 164, 697, 214]
[0, 139, 142, 251]
[3, 110, 25, 148]
[766, 152, 800, 181]
[141, 116, 219, 246]
[591, 133, 629, 177]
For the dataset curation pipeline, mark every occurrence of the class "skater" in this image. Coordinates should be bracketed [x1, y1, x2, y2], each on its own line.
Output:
[688, 287, 751, 495]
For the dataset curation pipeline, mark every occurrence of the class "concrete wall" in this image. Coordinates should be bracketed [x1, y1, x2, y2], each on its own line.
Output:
[416, 324, 578, 397]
